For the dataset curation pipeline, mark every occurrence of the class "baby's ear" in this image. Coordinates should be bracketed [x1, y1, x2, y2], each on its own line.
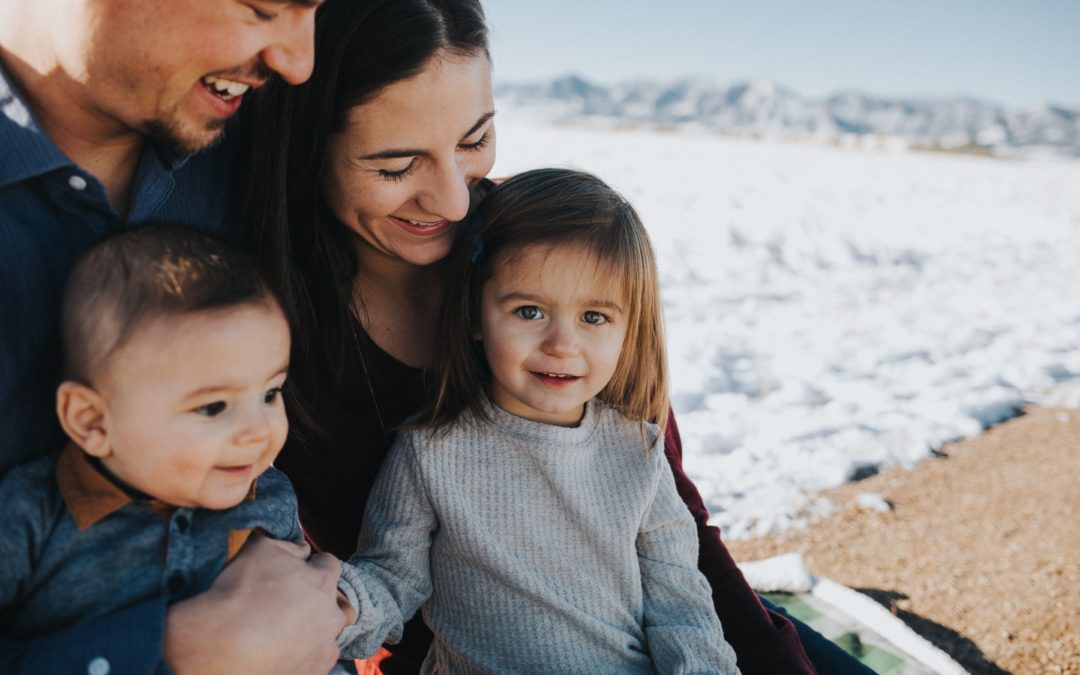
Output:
[56, 381, 110, 457]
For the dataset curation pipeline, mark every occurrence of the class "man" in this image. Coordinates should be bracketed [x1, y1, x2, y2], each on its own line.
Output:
[0, 2, 346, 673]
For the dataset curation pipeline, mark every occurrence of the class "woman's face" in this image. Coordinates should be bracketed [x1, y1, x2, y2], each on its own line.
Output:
[323, 51, 496, 268]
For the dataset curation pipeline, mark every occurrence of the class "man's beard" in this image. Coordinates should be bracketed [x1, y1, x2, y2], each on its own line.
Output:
[143, 115, 227, 157]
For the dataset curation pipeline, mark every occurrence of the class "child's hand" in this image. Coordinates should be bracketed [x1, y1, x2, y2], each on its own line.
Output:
[337, 589, 357, 625]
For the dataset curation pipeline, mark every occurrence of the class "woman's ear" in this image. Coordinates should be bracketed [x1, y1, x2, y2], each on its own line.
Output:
[56, 381, 110, 457]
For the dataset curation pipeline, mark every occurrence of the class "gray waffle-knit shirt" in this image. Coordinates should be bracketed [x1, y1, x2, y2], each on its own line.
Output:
[338, 399, 740, 674]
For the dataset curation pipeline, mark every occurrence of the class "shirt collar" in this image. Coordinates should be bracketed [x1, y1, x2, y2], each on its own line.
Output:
[55, 443, 258, 530]
[0, 62, 72, 189]
[0, 62, 192, 188]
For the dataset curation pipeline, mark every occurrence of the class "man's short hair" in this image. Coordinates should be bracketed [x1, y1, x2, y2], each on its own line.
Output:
[60, 223, 280, 383]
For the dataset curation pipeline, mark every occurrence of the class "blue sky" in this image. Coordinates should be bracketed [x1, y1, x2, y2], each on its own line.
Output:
[482, 0, 1080, 109]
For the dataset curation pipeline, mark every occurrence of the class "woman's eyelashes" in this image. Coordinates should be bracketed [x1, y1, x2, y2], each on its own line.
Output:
[377, 162, 416, 182]
[459, 131, 491, 152]
[373, 130, 490, 182]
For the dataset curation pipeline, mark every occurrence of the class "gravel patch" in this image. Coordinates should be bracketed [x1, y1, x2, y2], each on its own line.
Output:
[728, 407, 1080, 674]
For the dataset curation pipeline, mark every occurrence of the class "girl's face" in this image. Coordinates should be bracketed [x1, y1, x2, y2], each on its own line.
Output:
[478, 244, 628, 427]
[323, 51, 496, 268]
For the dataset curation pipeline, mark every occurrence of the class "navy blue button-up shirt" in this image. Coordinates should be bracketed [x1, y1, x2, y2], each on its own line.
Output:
[0, 65, 239, 476]
[1, 64, 241, 675]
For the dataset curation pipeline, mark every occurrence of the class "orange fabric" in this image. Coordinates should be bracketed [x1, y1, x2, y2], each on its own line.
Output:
[56, 444, 144, 530]
[227, 528, 254, 561]
[55, 442, 259, 547]
[354, 648, 394, 674]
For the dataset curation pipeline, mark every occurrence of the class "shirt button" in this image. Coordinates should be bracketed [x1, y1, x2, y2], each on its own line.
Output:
[168, 572, 185, 594]
[87, 656, 110, 675]
[68, 175, 88, 191]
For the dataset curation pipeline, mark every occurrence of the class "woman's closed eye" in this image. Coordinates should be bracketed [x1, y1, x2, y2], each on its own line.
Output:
[377, 161, 416, 182]
[514, 306, 544, 320]
[459, 131, 491, 152]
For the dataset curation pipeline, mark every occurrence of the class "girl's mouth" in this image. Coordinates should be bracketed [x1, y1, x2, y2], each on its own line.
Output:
[532, 371, 581, 385]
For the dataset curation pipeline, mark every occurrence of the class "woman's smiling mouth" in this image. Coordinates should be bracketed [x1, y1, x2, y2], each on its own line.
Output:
[389, 216, 452, 237]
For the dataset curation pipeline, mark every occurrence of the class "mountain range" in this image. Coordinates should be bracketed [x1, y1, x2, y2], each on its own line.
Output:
[494, 76, 1080, 158]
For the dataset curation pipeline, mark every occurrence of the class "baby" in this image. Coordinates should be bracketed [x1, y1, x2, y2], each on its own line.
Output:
[0, 224, 302, 637]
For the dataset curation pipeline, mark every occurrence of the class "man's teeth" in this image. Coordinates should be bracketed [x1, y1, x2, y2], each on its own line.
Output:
[203, 76, 250, 98]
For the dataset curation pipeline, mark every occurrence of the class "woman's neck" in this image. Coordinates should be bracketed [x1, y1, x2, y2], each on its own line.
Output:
[352, 246, 445, 369]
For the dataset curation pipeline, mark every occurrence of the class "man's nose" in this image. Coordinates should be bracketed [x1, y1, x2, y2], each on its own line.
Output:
[260, 10, 317, 85]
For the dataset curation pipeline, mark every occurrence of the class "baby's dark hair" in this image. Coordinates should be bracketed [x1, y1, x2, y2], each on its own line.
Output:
[60, 224, 281, 383]
[429, 168, 669, 432]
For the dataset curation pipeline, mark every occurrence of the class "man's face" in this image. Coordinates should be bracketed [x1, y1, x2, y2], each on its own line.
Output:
[77, 0, 318, 154]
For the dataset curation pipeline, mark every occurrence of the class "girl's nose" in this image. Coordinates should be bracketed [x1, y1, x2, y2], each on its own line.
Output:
[542, 321, 579, 357]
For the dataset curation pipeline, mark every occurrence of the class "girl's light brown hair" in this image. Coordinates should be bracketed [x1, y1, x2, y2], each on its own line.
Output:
[429, 168, 669, 433]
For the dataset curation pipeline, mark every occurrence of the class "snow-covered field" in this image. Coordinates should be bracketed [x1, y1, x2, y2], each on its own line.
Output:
[492, 117, 1080, 539]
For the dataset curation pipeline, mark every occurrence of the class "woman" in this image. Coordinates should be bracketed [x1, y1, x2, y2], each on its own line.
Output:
[243, 1, 866, 673]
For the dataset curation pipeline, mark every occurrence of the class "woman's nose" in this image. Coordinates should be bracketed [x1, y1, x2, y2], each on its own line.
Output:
[419, 158, 471, 223]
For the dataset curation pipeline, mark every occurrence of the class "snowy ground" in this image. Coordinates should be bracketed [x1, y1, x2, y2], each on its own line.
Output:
[491, 116, 1080, 539]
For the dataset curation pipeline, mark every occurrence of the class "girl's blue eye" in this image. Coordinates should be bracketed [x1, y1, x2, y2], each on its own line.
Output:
[195, 401, 226, 417]
[582, 311, 608, 325]
[514, 306, 544, 320]
[263, 387, 284, 404]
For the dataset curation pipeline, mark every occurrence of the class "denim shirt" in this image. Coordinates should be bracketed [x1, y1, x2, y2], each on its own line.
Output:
[0, 65, 241, 675]
[0, 448, 302, 639]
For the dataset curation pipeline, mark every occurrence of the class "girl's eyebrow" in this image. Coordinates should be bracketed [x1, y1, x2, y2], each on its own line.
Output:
[498, 291, 623, 312]
[357, 111, 495, 161]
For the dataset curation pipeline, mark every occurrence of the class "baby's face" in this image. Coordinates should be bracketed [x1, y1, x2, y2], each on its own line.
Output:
[93, 302, 290, 510]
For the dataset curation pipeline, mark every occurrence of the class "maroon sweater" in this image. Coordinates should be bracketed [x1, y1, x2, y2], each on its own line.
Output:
[277, 326, 815, 674]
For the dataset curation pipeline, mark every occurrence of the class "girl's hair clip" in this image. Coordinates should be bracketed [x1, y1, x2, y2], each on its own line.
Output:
[466, 212, 486, 263]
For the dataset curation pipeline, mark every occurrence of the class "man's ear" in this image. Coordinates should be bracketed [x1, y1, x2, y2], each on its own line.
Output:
[56, 381, 110, 457]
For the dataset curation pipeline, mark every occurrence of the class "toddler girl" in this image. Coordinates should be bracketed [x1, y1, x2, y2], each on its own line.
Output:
[338, 169, 740, 674]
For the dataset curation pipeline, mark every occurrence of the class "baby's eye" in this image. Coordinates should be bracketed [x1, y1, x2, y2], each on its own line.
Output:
[582, 311, 609, 325]
[263, 386, 284, 404]
[514, 306, 544, 320]
[195, 401, 227, 417]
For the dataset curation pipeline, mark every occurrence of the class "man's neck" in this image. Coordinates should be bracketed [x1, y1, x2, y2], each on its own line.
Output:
[1, 37, 143, 215]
